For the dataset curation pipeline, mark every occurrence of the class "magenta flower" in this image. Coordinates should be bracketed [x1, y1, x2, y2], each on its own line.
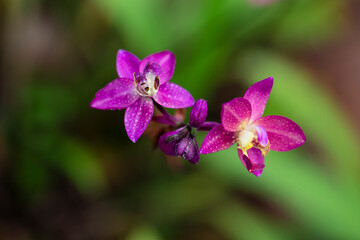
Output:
[158, 99, 217, 164]
[91, 50, 195, 142]
[200, 77, 306, 177]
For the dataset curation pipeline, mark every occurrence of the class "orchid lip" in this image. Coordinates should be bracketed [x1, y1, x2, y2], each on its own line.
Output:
[236, 124, 270, 157]
[243, 155, 265, 173]
[236, 125, 255, 154]
[134, 63, 161, 97]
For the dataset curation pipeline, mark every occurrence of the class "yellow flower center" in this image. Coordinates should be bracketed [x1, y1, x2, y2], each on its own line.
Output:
[236, 125, 270, 157]
[237, 129, 254, 155]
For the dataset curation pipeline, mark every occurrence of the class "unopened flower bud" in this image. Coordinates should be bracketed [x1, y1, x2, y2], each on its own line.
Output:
[189, 99, 207, 128]
[175, 136, 195, 160]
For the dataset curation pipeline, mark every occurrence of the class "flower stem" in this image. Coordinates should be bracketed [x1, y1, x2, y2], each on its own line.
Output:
[152, 100, 181, 126]
[151, 115, 177, 127]
[198, 121, 219, 131]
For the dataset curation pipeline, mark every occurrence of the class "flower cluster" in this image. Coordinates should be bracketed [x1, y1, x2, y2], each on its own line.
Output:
[91, 50, 306, 177]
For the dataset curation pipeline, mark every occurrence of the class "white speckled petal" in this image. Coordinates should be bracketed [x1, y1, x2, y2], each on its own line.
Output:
[200, 124, 236, 154]
[90, 78, 139, 110]
[255, 115, 306, 151]
[221, 97, 252, 132]
[244, 77, 273, 123]
[124, 97, 154, 143]
[139, 51, 175, 85]
[153, 82, 194, 109]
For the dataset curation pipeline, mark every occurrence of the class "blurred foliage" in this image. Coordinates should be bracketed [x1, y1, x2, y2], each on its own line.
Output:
[1, 0, 359, 239]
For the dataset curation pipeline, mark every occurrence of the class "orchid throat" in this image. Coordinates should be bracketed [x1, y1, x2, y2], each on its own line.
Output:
[134, 62, 161, 97]
[236, 125, 270, 157]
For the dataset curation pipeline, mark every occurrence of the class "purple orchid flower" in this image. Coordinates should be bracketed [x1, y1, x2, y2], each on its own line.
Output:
[158, 99, 217, 164]
[90, 50, 195, 143]
[200, 77, 306, 177]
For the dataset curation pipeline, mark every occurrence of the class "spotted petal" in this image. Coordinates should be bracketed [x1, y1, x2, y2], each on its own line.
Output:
[238, 148, 265, 177]
[139, 51, 175, 85]
[255, 115, 306, 151]
[116, 50, 140, 79]
[90, 78, 139, 110]
[153, 82, 194, 108]
[200, 124, 236, 154]
[244, 77, 273, 123]
[124, 97, 154, 143]
[221, 97, 252, 132]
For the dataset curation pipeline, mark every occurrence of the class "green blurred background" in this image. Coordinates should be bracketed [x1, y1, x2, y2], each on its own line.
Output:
[1, 0, 360, 239]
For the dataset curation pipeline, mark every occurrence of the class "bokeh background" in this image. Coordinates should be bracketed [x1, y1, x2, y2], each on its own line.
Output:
[1, 0, 360, 239]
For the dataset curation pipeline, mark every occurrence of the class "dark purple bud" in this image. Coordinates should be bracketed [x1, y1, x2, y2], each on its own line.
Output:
[158, 131, 178, 156]
[165, 127, 188, 143]
[189, 99, 207, 128]
[159, 127, 200, 164]
[143, 62, 162, 76]
[188, 138, 200, 164]
[175, 136, 195, 161]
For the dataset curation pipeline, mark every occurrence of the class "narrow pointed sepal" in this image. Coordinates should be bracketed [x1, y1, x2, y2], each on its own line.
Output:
[116, 50, 140, 79]
[244, 77, 273, 123]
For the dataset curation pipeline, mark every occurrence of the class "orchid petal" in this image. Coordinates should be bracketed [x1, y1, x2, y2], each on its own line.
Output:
[221, 97, 252, 132]
[200, 124, 236, 154]
[124, 97, 153, 143]
[90, 78, 139, 110]
[238, 148, 265, 177]
[244, 77, 273, 123]
[255, 115, 306, 151]
[190, 99, 208, 128]
[116, 50, 140, 79]
[153, 82, 194, 108]
[139, 51, 175, 85]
